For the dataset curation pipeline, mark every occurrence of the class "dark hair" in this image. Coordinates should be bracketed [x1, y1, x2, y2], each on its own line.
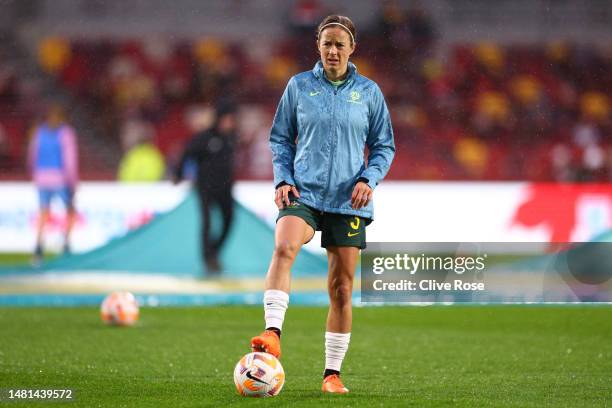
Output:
[46, 103, 66, 120]
[316, 15, 356, 45]
[215, 98, 237, 118]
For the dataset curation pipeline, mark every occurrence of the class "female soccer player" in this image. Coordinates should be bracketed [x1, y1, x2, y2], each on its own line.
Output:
[28, 104, 79, 265]
[250, 15, 395, 393]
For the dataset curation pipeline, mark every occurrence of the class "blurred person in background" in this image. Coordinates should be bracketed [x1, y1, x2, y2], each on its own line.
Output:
[249, 15, 395, 394]
[0, 123, 11, 170]
[288, 0, 325, 61]
[174, 101, 238, 275]
[28, 104, 78, 265]
[289, 0, 324, 35]
[117, 120, 166, 182]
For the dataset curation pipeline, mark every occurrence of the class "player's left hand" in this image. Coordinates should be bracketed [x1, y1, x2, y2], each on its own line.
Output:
[351, 182, 372, 209]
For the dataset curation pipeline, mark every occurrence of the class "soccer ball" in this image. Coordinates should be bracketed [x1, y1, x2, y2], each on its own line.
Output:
[100, 292, 139, 326]
[233, 352, 285, 397]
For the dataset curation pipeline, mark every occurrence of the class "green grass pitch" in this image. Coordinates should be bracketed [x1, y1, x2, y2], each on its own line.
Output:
[0, 306, 611, 407]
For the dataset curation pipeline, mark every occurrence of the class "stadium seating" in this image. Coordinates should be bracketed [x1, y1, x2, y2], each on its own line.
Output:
[1, 33, 610, 181]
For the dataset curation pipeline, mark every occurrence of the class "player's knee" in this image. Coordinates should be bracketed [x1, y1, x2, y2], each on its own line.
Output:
[273, 241, 299, 262]
[328, 276, 353, 305]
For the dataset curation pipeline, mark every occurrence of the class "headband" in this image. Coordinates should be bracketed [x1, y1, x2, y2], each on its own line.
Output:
[318, 22, 355, 44]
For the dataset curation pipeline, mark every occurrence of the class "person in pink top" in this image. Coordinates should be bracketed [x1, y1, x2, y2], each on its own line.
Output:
[28, 104, 79, 264]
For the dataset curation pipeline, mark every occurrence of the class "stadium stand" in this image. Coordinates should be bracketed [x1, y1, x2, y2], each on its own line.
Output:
[0, 3, 609, 182]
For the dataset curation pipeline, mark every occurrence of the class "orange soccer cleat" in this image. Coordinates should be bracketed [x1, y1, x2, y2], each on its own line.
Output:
[250, 330, 281, 358]
[322, 374, 349, 394]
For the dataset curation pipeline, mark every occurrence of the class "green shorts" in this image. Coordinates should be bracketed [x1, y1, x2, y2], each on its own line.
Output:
[277, 199, 369, 249]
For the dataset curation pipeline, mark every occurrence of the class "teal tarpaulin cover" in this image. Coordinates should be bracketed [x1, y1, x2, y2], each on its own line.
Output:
[5, 191, 327, 278]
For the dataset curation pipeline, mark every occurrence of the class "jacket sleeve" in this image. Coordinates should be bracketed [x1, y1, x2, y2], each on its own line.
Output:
[175, 134, 204, 181]
[361, 84, 395, 190]
[60, 126, 79, 188]
[27, 128, 39, 176]
[269, 77, 298, 187]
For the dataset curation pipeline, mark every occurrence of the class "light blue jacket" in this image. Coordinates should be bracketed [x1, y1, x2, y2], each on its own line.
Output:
[270, 61, 395, 219]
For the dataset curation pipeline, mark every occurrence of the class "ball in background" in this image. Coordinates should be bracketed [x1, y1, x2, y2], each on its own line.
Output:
[234, 352, 285, 397]
[100, 291, 139, 326]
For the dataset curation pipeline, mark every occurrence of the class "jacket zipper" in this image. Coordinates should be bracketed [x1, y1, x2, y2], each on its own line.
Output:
[323, 85, 338, 206]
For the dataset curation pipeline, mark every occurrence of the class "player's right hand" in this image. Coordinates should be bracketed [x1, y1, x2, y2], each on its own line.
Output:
[275, 184, 300, 209]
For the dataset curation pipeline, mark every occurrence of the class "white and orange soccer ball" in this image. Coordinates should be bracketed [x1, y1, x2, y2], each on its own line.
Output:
[233, 352, 285, 397]
[100, 292, 139, 326]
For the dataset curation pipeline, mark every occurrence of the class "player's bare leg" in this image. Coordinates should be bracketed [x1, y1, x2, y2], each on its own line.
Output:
[33, 209, 50, 266]
[64, 204, 76, 254]
[326, 246, 357, 332]
[322, 246, 358, 394]
[264, 216, 313, 293]
[251, 216, 314, 358]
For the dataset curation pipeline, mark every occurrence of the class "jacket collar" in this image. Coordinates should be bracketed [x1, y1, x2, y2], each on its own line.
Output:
[312, 60, 357, 81]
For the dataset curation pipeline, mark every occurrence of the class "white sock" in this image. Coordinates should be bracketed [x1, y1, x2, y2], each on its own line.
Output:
[263, 289, 289, 331]
[325, 332, 351, 372]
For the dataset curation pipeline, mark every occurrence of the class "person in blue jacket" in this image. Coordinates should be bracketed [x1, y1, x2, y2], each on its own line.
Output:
[250, 15, 395, 393]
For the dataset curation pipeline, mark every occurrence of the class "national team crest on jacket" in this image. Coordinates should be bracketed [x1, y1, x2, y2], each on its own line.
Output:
[348, 91, 361, 104]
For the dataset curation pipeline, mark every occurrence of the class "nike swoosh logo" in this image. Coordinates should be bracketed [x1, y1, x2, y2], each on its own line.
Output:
[309, 91, 321, 96]
[347, 232, 360, 237]
[246, 370, 269, 385]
